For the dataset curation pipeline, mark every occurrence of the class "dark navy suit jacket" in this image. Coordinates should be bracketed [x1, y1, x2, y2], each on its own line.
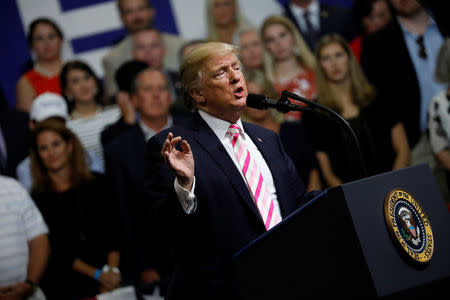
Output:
[104, 114, 189, 283]
[284, 2, 356, 50]
[360, 19, 442, 149]
[144, 112, 317, 299]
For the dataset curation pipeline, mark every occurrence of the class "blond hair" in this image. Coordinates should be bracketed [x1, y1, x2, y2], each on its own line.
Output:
[30, 119, 93, 193]
[206, 0, 251, 43]
[315, 34, 375, 114]
[261, 15, 316, 83]
[180, 42, 239, 109]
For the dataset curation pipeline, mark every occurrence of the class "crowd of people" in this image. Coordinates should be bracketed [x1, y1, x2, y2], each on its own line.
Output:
[0, 0, 449, 299]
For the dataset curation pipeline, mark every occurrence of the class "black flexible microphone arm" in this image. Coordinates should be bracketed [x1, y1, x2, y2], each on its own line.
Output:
[277, 90, 367, 179]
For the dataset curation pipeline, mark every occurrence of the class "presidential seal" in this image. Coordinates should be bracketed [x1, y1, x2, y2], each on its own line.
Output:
[384, 189, 434, 264]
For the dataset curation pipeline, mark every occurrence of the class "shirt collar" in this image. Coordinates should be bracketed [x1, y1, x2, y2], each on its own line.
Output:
[198, 110, 245, 141]
[397, 15, 436, 37]
[138, 115, 173, 141]
[290, 0, 319, 18]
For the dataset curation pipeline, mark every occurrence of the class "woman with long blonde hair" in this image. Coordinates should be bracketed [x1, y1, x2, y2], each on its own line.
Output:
[30, 119, 121, 299]
[261, 15, 316, 121]
[205, 0, 251, 45]
[313, 34, 410, 187]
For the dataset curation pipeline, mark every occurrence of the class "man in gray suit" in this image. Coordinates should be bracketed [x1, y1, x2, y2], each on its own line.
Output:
[103, 0, 184, 98]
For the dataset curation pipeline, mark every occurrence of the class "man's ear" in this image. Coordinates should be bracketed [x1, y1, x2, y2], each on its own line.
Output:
[190, 88, 206, 106]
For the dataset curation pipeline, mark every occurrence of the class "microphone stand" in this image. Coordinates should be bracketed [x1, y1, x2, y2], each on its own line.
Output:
[277, 90, 367, 179]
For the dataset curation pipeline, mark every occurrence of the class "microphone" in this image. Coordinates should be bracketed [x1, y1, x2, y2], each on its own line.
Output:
[246, 91, 367, 178]
[246, 93, 311, 114]
[246, 93, 279, 110]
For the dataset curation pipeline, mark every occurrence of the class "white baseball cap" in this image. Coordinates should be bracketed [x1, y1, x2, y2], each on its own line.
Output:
[30, 92, 69, 122]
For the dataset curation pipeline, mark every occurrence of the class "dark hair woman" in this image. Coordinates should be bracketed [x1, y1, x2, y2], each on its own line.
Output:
[16, 18, 64, 113]
[30, 119, 121, 299]
[60, 60, 121, 165]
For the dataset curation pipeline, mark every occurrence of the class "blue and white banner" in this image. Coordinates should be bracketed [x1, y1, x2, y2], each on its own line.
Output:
[1, 0, 352, 107]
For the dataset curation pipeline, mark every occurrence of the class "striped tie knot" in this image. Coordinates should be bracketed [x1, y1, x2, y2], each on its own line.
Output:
[227, 124, 242, 147]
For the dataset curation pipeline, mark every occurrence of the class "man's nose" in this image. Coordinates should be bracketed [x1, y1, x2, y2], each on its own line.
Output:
[230, 69, 240, 83]
[152, 89, 161, 99]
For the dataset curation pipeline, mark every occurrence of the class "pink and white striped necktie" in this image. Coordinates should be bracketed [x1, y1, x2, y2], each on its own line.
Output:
[227, 124, 281, 230]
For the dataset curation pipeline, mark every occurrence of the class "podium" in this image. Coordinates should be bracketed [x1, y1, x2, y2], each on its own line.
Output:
[234, 164, 450, 299]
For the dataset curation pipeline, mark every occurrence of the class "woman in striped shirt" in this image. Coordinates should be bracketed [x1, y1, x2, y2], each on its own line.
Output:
[60, 60, 121, 166]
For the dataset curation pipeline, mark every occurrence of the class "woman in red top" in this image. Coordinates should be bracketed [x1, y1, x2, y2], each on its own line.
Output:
[16, 18, 64, 113]
[261, 15, 316, 121]
[349, 0, 392, 62]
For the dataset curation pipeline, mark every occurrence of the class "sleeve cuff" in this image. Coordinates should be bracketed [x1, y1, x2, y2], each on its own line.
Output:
[174, 177, 197, 214]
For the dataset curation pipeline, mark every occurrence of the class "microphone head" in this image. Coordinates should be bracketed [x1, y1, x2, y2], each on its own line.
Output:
[246, 93, 267, 110]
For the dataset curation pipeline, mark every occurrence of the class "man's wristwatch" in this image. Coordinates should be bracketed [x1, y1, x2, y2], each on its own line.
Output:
[24, 279, 38, 293]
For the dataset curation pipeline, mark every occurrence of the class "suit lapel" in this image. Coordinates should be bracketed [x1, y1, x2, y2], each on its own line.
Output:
[191, 114, 262, 220]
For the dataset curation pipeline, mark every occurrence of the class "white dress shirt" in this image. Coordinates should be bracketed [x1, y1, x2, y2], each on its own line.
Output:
[289, 0, 320, 33]
[139, 115, 173, 142]
[174, 110, 281, 220]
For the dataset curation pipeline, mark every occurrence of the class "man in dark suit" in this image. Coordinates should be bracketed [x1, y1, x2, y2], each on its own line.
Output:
[284, 0, 356, 50]
[144, 42, 317, 299]
[361, 0, 445, 150]
[103, 68, 188, 290]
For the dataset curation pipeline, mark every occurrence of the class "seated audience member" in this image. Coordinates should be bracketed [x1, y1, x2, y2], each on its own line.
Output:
[16, 92, 103, 191]
[238, 28, 264, 72]
[30, 120, 121, 299]
[283, 0, 357, 51]
[0, 175, 50, 300]
[312, 34, 410, 187]
[350, 0, 393, 62]
[205, 0, 251, 45]
[132, 28, 182, 104]
[261, 15, 317, 121]
[16, 18, 64, 113]
[60, 60, 121, 165]
[103, 68, 188, 292]
[0, 102, 30, 179]
[243, 70, 321, 191]
[427, 38, 450, 207]
[102, 0, 184, 98]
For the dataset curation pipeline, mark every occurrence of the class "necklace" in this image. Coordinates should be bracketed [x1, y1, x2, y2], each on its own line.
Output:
[34, 63, 59, 78]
